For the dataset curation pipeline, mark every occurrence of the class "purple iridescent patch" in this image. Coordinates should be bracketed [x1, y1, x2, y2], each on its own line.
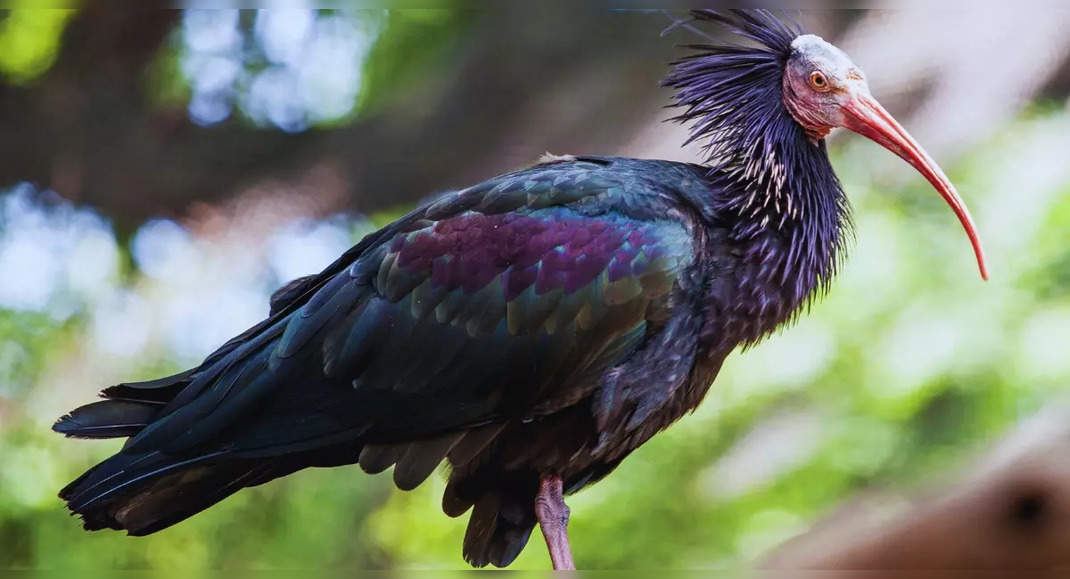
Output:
[391, 213, 654, 299]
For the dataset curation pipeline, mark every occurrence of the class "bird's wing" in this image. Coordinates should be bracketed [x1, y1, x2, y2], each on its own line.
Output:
[120, 158, 697, 474]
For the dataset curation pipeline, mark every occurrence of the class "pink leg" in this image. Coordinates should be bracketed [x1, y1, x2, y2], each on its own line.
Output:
[536, 475, 576, 570]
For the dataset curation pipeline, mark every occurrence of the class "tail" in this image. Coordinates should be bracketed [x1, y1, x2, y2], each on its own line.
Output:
[56, 449, 268, 535]
[53, 370, 273, 535]
[52, 368, 195, 440]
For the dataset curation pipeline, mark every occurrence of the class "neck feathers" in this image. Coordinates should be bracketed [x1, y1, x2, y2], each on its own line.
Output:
[664, 10, 852, 342]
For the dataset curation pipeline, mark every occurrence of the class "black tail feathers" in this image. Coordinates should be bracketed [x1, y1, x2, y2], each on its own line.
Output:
[52, 399, 159, 439]
[57, 449, 268, 536]
[53, 368, 197, 440]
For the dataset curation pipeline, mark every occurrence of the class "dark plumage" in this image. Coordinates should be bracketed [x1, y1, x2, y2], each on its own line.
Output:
[54, 10, 985, 569]
[662, 10, 851, 337]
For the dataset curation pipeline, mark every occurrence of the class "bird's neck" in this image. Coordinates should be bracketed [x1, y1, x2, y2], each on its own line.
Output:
[705, 137, 850, 348]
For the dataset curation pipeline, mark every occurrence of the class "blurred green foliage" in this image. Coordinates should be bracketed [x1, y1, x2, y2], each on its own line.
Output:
[1, 7, 1069, 571]
[357, 8, 469, 117]
[0, 8, 75, 85]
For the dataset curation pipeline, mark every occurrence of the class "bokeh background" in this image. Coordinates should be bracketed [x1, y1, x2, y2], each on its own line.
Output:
[2, 6, 1070, 570]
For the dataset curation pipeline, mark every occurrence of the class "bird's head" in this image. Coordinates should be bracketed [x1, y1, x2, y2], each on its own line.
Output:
[664, 10, 988, 280]
[781, 34, 871, 143]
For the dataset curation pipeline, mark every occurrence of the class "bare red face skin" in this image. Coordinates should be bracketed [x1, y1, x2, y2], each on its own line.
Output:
[783, 34, 988, 281]
[841, 90, 988, 280]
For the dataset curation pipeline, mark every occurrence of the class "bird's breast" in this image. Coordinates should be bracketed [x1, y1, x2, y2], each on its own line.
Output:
[698, 224, 835, 353]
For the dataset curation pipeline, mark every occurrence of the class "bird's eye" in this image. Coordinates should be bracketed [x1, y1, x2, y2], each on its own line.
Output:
[809, 71, 831, 92]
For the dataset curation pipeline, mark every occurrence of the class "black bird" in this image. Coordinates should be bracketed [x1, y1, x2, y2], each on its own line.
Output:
[53, 10, 987, 569]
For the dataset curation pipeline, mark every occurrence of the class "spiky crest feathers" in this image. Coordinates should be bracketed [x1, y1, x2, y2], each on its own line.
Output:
[663, 9, 853, 334]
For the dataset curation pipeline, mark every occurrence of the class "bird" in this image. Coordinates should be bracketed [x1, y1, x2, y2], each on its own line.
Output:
[53, 9, 987, 570]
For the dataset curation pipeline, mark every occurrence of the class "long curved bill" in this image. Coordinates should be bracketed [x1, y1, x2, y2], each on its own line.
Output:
[841, 90, 989, 281]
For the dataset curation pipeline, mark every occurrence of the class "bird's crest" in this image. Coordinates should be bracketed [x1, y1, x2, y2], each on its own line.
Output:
[663, 10, 852, 323]
[662, 10, 802, 182]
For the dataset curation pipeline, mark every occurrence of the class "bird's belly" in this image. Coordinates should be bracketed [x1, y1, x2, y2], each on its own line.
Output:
[472, 351, 726, 492]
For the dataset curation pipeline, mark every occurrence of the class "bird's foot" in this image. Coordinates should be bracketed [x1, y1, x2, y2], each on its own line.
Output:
[536, 474, 575, 570]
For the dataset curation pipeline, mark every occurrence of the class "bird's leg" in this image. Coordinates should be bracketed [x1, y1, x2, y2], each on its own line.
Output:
[535, 474, 575, 570]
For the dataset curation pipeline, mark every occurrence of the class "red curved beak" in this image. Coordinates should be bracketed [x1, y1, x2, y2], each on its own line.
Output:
[841, 90, 988, 281]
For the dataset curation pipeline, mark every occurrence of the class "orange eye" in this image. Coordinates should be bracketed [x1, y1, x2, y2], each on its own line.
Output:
[809, 71, 831, 92]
